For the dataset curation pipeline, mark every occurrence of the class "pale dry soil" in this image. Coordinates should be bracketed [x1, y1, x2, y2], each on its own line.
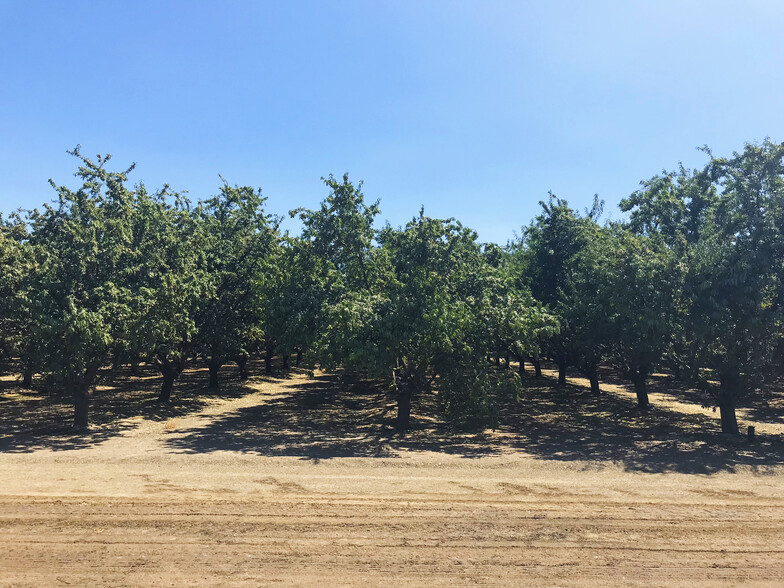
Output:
[1, 366, 783, 587]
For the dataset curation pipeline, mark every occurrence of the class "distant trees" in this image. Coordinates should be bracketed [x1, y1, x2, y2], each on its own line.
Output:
[4, 140, 783, 437]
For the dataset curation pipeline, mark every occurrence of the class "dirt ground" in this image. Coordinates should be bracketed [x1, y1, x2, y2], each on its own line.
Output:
[1, 361, 783, 586]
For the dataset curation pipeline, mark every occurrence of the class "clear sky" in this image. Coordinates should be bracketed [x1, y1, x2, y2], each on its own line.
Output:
[1, 0, 783, 243]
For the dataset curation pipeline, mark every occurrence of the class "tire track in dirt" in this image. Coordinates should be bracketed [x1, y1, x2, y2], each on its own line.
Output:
[1, 495, 783, 587]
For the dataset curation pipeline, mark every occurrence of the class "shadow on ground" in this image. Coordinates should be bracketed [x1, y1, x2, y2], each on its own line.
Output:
[164, 372, 500, 460]
[0, 359, 269, 453]
[162, 363, 784, 474]
[3, 358, 783, 473]
[503, 368, 784, 474]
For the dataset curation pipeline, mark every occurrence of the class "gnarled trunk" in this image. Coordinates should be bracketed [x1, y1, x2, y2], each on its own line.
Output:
[154, 350, 187, 402]
[518, 359, 526, 377]
[159, 371, 176, 402]
[296, 349, 302, 367]
[282, 354, 289, 370]
[533, 360, 542, 378]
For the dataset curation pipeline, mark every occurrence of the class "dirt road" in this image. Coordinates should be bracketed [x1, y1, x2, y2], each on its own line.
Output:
[1, 369, 783, 586]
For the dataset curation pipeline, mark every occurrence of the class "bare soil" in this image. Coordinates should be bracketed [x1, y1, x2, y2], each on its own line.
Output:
[1, 361, 783, 586]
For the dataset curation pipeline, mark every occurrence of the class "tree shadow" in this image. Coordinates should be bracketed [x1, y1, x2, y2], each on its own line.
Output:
[164, 372, 505, 460]
[502, 366, 784, 474]
[3, 357, 783, 473]
[0, 358, 271, 453]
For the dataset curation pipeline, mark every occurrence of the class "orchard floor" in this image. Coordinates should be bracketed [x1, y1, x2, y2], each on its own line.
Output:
[1, 361, 784, 587]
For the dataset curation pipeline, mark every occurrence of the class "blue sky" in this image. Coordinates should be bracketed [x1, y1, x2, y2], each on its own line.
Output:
[1, 0, 783, 243]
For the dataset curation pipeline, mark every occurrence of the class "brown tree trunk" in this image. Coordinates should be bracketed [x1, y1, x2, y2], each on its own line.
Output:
[265, 348, 274, 374]
[158, 371, 176, 402]
[518, 359, 526, 377]
[631, 372, 649, 408]
[589, 372, 601, 396]
[208, 360, 221, 389]
[22, 362, 33, 388]
[533, 360, 542, 378]
[282, 354, 289, 370]
[296, 349, 302, 367]
[558, 361, 567, 385]
[73, 365, 98, 431]
[717, 386, 739, 435]
[495, 356, 501, 367]
[72, 366, 97, 430]
[73, 387, 89, 430]
[236, 356, 248, 380]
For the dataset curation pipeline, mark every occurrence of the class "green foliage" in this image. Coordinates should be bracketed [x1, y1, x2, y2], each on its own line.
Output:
[685, 141, 784, 402]
[0, 214, 35, 370]
[26, 148, 143, 391]
[5, 139, 784, 437]
[194, 181, 280, 369]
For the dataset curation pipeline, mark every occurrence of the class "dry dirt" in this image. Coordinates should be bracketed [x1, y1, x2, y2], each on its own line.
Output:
[1, 363, 783, 586]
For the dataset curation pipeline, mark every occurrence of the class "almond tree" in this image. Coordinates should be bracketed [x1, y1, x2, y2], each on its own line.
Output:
[194, 182, 280, 388]
[27, 148, 143, 428]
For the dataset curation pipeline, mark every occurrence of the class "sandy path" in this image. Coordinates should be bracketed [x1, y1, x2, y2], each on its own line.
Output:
[1, 372, 783, 586]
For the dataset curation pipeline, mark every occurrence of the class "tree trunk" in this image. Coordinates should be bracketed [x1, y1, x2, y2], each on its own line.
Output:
[533, 360, 542, 378]
[282, 354, 289, 370]
[717, 387, 740, 435]
[265, 348, 273, 374]
[158, 371, 176, 402]
[631, 372, 649, 408]
[73, 387, 89, 430]
[397, 387, 411, 432]
[518, 359, 526, 377]
[558, 361, 567, 385]
[208, 360, 221, 389]
[22, 362, 33, 388]
[72, 365, 98, 430]
[589, 372, 601, 396]
[236, 356, 248, 380]
[296, 349, 302, 367]
[130, 362, 141, 377]
[495, 356, 501, 367]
